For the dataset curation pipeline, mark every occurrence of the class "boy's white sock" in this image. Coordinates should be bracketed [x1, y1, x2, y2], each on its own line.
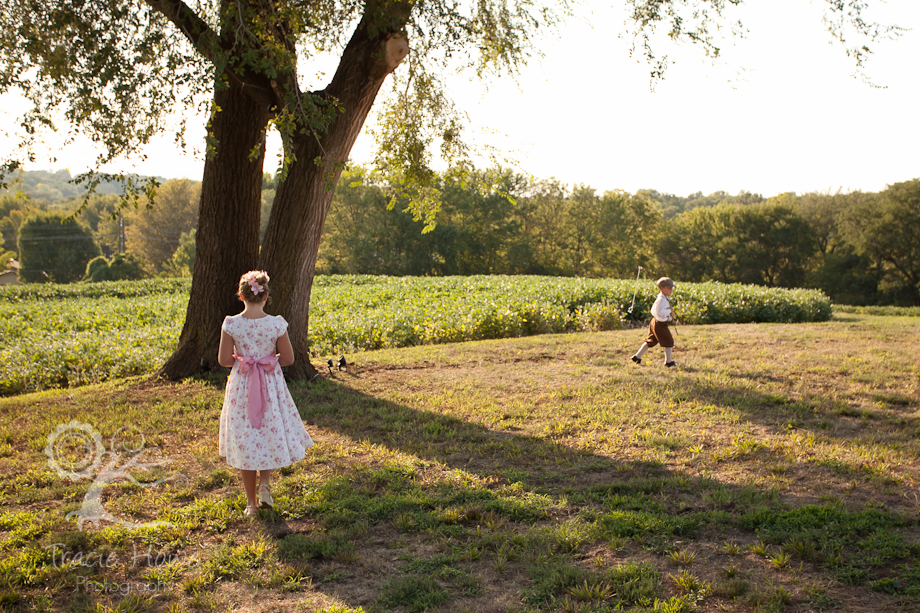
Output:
[664, 347, 673, 363]
[635, 343, 649, 359]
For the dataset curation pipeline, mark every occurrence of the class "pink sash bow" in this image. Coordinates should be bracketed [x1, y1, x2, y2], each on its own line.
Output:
[235, 354, 279, 429]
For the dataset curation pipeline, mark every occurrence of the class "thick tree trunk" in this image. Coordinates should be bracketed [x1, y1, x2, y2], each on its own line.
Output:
[260, 17, 409, 379]
[158, 81, 268, 379]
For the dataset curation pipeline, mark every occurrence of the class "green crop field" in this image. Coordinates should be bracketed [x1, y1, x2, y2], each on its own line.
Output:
[0, 276, 831, 395]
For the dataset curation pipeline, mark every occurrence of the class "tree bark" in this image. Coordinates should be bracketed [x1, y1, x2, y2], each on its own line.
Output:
[158, 81, 268, 379]
[260, 15, 410, 379]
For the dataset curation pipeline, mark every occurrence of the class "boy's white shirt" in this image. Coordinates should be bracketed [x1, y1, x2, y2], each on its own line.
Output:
[651, 293, 672, 322]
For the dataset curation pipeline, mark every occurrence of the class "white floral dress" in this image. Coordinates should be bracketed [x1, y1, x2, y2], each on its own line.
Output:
[219, 314, 314, 470]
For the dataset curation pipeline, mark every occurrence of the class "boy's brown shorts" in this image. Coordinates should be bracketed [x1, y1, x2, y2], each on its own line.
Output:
[644, 319, 674, 349]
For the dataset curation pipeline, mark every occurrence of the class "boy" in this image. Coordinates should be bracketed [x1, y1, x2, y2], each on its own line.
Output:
[631, 277, 677, 367]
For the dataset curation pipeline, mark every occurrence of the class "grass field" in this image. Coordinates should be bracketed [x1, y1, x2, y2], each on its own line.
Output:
[1, 313, 918, 612]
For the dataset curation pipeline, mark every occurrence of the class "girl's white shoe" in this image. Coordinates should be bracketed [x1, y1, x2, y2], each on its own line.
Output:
[258, 484, 274, 509]
[244, 504, 259, 517]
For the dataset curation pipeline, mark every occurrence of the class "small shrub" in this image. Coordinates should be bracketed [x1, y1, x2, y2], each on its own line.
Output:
[670, 569, 705, 593]
[667, 549, 696, 565]
[749, 541, 770, 556]
[653, 595, 695, 613]
[196, 469, 234, 490]
[769, 551, 792, 569]
[278, 533, 355, 562]
[84, 254, 146, 282]
[747, 584, 792, 613]
[722, 541, 741, 556]
[568, 579, 612, 601]
[713, 578, 749, 598]
[379, 574, 448, 612]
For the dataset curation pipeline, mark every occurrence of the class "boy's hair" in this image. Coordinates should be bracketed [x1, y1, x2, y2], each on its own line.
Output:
[238, 270, 270, 303]
[656, 277, 675, 289]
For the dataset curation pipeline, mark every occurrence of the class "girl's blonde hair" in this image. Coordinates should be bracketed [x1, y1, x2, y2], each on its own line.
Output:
[238, 270, 270, 303]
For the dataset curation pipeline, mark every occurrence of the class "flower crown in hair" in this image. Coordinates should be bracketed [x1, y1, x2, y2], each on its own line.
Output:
[242, 270, 269, 296]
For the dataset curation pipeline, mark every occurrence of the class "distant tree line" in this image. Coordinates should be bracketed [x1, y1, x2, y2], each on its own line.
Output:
[316, 169, 919, 306]
[315, 168, 659, 279]
[1, 172, 196, 281]
[2, 169, 918, 306]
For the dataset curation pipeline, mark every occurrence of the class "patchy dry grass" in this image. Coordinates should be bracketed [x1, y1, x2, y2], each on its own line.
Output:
[1, 313, 918, 612]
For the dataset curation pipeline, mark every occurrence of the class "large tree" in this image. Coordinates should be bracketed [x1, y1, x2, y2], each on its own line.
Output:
[843, 179, 920, 304]
[126, 178, 201, 272]
[0, 0, 902, 378]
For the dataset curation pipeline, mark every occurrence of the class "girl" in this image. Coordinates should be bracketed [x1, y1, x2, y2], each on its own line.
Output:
[217, 270, 314, 517]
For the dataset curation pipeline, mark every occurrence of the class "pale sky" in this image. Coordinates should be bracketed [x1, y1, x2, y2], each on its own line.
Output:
[2, 0, 918, 198]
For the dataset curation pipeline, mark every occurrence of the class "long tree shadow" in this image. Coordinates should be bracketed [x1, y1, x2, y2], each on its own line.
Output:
[675, 374, 920, 488]
[274, 374, 920, 611]
[681, 371, 920, 443]
[289, 372, 918, 507]
[295, 377, 666, 492]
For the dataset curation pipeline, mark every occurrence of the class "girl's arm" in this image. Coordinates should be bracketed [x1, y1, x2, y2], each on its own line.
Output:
[217, 330, 236, 368]
[276, 331, 295, 367]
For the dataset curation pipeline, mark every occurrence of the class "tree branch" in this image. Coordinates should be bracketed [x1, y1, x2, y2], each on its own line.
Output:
[145, 0, 286, 112]
[143, 0, 222, 63]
